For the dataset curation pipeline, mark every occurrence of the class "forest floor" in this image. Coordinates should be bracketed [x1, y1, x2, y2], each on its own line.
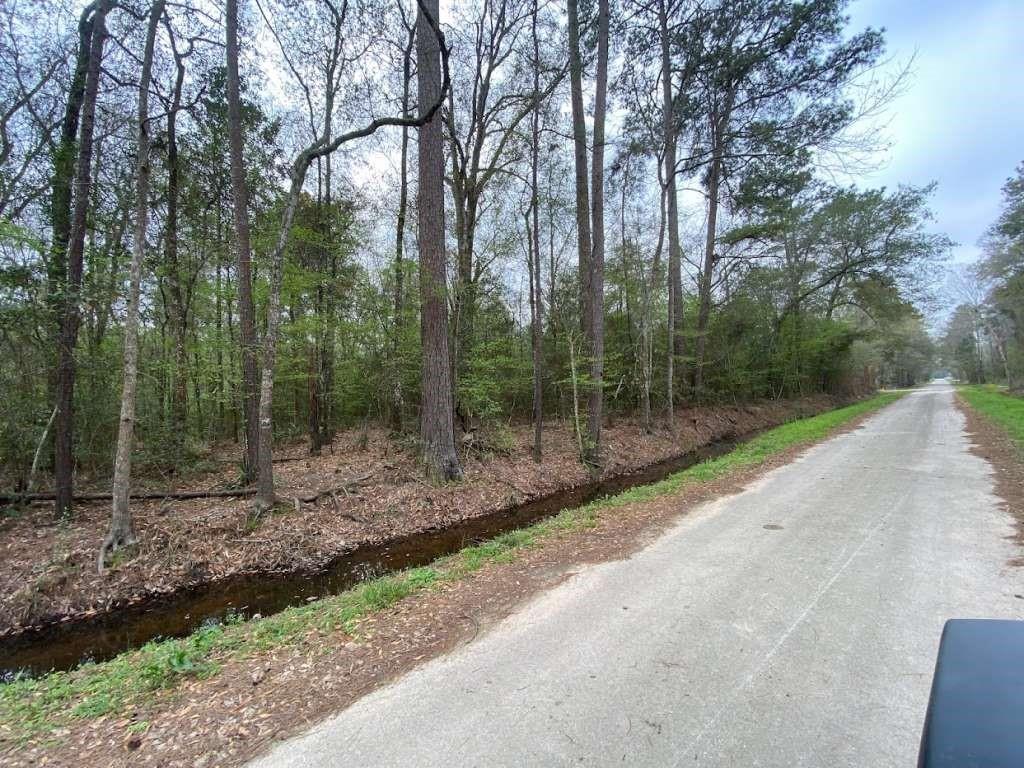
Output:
[0, 396, 838, 637]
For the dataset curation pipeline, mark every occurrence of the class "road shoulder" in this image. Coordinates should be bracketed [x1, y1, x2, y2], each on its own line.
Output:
[956, 393, 1024, 559]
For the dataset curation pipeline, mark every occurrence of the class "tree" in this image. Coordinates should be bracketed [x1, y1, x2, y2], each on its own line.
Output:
[388, 8, 417, 432]
[565, 0, 609, 467]
[445, 0, 566, 418]
[225, 0, 260, 483]
[53, 0, 111, 518]
[688, 0, 885, 394]
[159, 11, 197, 463]
[527, 0, 543, 461]
[658, 0, 684, 421]
[418, 0, 462, 480]
[102, 0, 164, 570]
[586, 0, 609, 467]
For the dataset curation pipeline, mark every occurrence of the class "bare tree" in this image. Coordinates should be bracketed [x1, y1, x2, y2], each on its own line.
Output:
[160, 13, 199, 463]
[445, 0, 566, 416]
[0, 1, 63, 218]
[658, 0, 684, 424]
[389, 9, 416, 432]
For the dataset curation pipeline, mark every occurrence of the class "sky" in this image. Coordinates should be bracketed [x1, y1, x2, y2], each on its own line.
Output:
[846, 0, 1024, 265]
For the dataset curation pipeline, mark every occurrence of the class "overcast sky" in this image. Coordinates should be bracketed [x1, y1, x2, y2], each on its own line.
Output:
[846, 0, 1023, 265]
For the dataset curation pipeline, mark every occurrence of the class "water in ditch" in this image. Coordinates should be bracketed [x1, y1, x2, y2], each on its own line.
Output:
[0, 434, 746, 679]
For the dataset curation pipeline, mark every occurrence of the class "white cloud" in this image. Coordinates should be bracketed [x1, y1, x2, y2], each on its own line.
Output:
[848, 0, 1024, 263]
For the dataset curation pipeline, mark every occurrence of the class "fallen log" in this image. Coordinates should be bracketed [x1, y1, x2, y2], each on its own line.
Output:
[296, 472, 375, 504]
[2, 470, 375, 505]
[0, 487, 257, 504]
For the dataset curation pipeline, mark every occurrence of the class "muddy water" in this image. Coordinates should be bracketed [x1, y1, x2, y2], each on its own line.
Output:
[0, 434, 746, 679]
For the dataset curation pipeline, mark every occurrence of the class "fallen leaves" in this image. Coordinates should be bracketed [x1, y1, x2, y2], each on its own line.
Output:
[1, 398, 835, 651]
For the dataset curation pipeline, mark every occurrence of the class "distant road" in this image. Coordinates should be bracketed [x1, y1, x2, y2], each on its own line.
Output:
[251, 382, 1023, 767]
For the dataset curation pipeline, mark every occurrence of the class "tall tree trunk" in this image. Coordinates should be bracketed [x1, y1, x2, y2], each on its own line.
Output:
[165, 44, 188, 461]
[53, 0, 109, 518]
[47, 3, 94, 320]
[254, 166, 307, 510]
[215, 251, 226, 436]
[454, 197, 478, 408]
[417, 0, 462, 481]
[567, 0, 593, 461]
[529, 0, 543, 463]
[225, 0, 260, 482]
[318, 139, 335, 451]
[642, 184, 666, 433]
[584, 0, 609, 468]
[102, 0, 163, 569]
[693, 151, 721, 395]
[309, 125, 334, 456]
[390, 23, 415, 432]
[659, 0, 684, 421]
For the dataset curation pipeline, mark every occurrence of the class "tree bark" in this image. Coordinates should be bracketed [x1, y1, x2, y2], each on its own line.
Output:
[47, 3, 95, 316]
[567, 0, 593, 463]
[309, 124, 335, 456]
[529, 0, 543, 462]
[659, 0, 684, 420]
[165, 38, 189, 461]
[693, 150, 721, 395]
[53, 0, 109, 519]
[253, 167, 306, 510]
[417, 0, 462, 481]
[103, 0, 163, 570]
[642, 183, 667, 433]
[225, 0, 260, 483]
[585, 0, 609, 468]
[390, 21, 415, 433]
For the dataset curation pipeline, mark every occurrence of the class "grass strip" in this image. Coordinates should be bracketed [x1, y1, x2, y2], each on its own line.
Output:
[0, 391, 902, 744]
[957, 384, 1024, 449]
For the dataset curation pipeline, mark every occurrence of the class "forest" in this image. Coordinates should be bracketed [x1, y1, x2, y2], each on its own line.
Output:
[0, 0, 953, 575]
[941, 163, 1024, 388]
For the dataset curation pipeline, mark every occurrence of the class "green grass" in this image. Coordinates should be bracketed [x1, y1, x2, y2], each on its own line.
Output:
[0, 392, 902, 744]
[957, 384, 1024, 449]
